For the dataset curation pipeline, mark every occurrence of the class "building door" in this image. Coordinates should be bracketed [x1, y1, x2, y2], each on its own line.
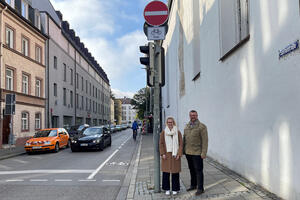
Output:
[52, 116, 59, 128]
[2, 115, 11, 144]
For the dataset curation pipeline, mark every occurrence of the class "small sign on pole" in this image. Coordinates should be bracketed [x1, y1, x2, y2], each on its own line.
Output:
[147, 26, 166, 41]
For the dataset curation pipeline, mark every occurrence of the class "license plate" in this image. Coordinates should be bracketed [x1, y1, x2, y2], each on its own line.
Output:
[32, 146, 42, 149]
[80, 144, 88, 146]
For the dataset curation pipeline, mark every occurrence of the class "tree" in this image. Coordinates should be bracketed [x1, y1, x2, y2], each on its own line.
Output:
[131, 87, 150, 119]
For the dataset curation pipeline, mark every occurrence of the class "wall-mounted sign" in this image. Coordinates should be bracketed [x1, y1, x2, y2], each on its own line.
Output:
[279, 40, 299, 59]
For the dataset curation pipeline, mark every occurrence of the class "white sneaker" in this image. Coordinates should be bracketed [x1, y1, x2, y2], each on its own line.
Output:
[172, 191, 178, 195]
[165, 190, 170, 195]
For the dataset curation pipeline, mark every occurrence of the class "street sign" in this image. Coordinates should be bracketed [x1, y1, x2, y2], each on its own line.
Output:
[147, 26, 166, 40]
[144, 1, 169, 26]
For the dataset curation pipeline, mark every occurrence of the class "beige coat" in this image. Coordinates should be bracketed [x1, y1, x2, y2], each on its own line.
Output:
[183, 120, 208, 157]
[159, 130, 183, 173]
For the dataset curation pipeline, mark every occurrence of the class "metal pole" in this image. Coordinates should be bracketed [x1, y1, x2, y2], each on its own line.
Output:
[153, 40, 161, 193]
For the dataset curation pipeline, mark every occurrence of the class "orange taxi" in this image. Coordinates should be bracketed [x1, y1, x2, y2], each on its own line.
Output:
[25, 128, 70, 154]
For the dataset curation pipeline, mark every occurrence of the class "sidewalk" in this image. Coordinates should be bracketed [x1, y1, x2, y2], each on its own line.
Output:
[0, 145, 26, 160]
[130, 133, 282, 200]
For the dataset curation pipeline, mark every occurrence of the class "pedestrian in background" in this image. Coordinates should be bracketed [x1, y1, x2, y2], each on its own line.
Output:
[159, 116, 183, 196]
[183, 110, 208, 196]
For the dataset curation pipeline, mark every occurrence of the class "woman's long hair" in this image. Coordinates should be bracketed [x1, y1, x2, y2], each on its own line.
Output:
[165, 116, 177, 127]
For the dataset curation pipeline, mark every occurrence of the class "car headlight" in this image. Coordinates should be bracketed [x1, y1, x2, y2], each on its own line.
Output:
[93, 139, 100, 143]
[44, 141, 51, 145]
[71, 140, 77, 143]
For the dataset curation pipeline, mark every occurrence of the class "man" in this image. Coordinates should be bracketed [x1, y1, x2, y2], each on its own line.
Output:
[183, 110, 208, 196]
[132, 120, 139, 140]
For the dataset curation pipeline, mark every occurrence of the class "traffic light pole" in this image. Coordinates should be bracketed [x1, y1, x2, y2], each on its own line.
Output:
[153, 40, 161, 193]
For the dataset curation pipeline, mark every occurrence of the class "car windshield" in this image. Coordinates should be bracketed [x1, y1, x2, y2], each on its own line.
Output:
[34, 130, 57, 138]
[78, 125, 87, 131]
[83, 128, 102, 136]
[69, 126, 79, 132]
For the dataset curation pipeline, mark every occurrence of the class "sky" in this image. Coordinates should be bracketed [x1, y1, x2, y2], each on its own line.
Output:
[50, 0, 166, 98]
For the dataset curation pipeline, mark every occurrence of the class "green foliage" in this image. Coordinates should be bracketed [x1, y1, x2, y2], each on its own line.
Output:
[131, 87, 150, 119]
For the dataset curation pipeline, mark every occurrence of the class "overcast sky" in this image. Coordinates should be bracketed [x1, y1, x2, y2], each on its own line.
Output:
[50, 0, 167, 98]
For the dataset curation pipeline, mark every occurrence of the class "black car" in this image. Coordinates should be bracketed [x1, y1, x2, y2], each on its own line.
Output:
[68, 124, 89, 139]
[70, 126, 111, 152]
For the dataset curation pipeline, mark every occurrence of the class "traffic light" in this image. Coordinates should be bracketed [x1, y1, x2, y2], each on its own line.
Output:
[140, 42, 155, 87]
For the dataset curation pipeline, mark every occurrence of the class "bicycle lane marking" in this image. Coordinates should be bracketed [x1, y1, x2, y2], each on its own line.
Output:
[87, 136, 131, 180]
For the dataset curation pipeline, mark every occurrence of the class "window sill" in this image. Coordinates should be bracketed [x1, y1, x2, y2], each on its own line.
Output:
[220, 35, 250, 61]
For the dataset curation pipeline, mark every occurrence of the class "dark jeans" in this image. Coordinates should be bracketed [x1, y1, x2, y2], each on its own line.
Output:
[162, 172, 180, 191]
[185, 154, 204, 190]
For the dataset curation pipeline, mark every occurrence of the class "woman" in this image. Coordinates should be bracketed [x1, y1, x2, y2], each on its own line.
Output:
[159, 116, 183, 195]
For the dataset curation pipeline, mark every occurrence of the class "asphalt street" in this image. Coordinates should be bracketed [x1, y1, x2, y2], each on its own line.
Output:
[0, 129, 138, 200]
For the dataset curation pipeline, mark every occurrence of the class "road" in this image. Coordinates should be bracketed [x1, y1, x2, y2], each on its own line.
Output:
[0, 129, 138, 200]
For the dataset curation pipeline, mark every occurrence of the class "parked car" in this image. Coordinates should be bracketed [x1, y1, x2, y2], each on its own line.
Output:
[115, 125, 122, 132]
[70, 126, 111, 152]
[68, 124, 89, 139]
[109, 124, 116, 133]
[121, 124, 127, 130]
[24, 128, 70, 154]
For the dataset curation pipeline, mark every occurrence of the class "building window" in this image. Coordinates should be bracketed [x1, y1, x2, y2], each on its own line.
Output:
[63, 88, 66, 106]
[21, 0, 28, 19]
[81, 77, 84, 91]
[53, 83, 57, 97]
[35, 45, 42, 63]
[54, 56, 57, 69]
[93, 86, 95, 97]
[5, 0, 15, 8]
[21, 112, 29, 131]
[35, 113, 41, 130]
[76, 73, 79, 89]
[70, 69, 73, 85]
[89, 82, 91, 95]
[86, 97, 88, 110]
[219, 0, 249, 58]
[22, 74, 29, 94]
[86, 80, 88, 93]
[5, 26, 14, 49]
[21, 37, 29, 56]
[70, 91, 73, 108]
[63, 63, 67, 81]
[89, 99, 91, 111]
[36, 79, 41, 97]
[76, 93, 79, 109]
[35, 13, 41, 30]
[6, 68, 14, 91]
[81, 96, 84, 109]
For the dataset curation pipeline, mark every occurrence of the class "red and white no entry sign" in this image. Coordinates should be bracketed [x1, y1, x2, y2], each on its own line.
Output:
[144, 1, 169, 27]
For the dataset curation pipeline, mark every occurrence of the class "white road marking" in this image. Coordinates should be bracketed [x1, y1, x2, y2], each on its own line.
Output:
[30, 179, 48, 182]
[78, 179, 96, 182]
[87, 136, 131, 180]
[55, 179, 72, 182]
[0, 169, 94, 175]
[5, 179, 24, 182]
[145, 11, 168, 16]
[0, 164, 11, 170]
[102, 180, 120, 182]
[11, 159, 28, 164]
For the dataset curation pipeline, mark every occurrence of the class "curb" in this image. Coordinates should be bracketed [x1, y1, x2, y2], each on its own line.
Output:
[126, 135, 143, 200]
[0, 151, 26, 161]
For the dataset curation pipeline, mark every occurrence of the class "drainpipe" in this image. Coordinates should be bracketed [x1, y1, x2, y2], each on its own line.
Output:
[74, 49, 76, 125]
[47, 14, 50, 128]
[0, 6, 8, 148]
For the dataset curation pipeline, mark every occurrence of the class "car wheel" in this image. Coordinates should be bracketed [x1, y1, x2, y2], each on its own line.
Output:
[99, 140, 104, 151]
[27, 151, 33, 155]
[108, 138, 111, 146]
[54, 142, 59, 153]
[66, 140, 71, 148]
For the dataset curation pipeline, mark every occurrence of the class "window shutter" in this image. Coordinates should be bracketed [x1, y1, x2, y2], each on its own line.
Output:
[239, 0, 249, 40]
[15, 0, 21, 14]
[29, 5, 34, 23]
[219, 0, 239, 57]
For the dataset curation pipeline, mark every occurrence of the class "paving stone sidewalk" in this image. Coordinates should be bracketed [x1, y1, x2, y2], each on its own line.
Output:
[0, 145, 25, 160]
[133, 133, 282, 200]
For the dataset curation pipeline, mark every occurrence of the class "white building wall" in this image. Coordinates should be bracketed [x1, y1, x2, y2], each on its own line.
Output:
[162, 0, 300, 199]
